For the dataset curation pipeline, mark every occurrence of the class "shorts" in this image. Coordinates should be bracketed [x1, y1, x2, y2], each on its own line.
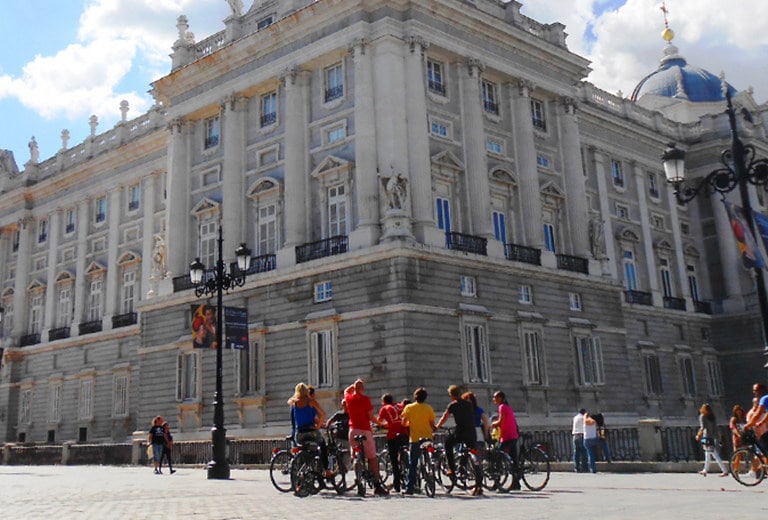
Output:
[349, 428, 376, 458]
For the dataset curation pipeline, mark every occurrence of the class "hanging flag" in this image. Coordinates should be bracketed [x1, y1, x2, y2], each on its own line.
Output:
[753, 210, 768, 258]
[723, 200, 765, 269]
[224, 306, 249, 350]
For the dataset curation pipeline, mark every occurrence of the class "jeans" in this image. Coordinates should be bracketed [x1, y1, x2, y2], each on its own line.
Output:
[387, 435, 408, 491]
[584, 437, 599, 473]
[407, 441, 422, 491]
[572, 435, 587, 472]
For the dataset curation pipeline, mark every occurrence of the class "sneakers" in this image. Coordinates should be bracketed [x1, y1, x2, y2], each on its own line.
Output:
[153, 469, 159, 475]
[374, 484, 389, 496]
[471, 487, 483, 496]
[699, 470, 707, 477]
[718, 472, 729, 477]
[170, 469, 176, 474]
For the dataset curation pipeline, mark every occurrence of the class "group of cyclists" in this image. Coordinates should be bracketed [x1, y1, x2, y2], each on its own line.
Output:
[287, 378, 521, 496]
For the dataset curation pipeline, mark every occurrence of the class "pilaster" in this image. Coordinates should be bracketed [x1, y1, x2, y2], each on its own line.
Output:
[282, 68, 311, 249]
[142, 174, 158, 298]
[634, 163, 661, 306]
[222, 95, 247, 263]
[558, 98, 590, 257]
[11, 215, 33, 339]
[104, 187, 122, 325]
[165, 119, 191, 278]
[592, 149, 618, 278]
[72, 199, 90, 332]
[42, 210, 61, 341]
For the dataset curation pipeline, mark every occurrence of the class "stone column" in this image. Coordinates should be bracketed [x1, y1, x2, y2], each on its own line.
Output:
[348, 38, 381, 249]
[104, 187, 121, 326]
[43, 210, 61, 341]
[142, 174, 158, 298]
[403, 36, 439, 245]
[11, 216, 33, 339]
[460, 58, 496, 247]
[277, 68, 310, 268]
[165, 119, 191, 278]
[222, 95, 247, 262]
[558, 98, 590, 257]
[72, 199, 90, 333]
[635, 163, 661, 306]
[510, 81, 544, 249]
[592, 149, 617, 278]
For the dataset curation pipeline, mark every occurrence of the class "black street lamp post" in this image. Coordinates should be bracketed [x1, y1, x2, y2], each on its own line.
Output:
[662, 88, 768, 351]
[189, 225, 251, 480]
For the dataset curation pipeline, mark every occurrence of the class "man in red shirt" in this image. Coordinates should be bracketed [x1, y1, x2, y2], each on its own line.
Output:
[344, 378, 388, 496]
[378, 393, 408, 492]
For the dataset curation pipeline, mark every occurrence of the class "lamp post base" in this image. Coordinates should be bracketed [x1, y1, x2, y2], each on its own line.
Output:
[207, 426, 230, 480]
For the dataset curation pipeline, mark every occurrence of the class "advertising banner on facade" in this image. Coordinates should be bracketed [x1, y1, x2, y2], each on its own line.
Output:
[224, 306, 249, 350]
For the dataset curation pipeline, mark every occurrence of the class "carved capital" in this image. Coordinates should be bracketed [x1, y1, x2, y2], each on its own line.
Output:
[168, 118, 186, 133]
[222, 93, 246, 112]
[280, 66, 300, 87]
[517, 80, 534, 97]
[561, 96, 579, 114]
[348, 38, 370, 56]
[466, 57, 485, 77]
[406, 35, 429, 55]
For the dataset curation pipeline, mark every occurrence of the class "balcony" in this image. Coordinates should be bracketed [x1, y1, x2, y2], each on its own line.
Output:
[324, 85, 343, 102]
[694, 300, 713, 314]
[230, 254, 277, 276]
[260, 112, 277, 127]
[483, 100, 499, 115]
[112, 312, 137, 329]
[504, 243, 541, 266]
[65, 224, 75, 234]
[428, 80, 446, 96]
[556, 254, 589, 274]
[296, 236, 348, 264]
[79, 320, 103, 335]
[128, 200, 140, 211]
[625, 290, 653, 306]
[48, 326, 71, 341]
[446, 232, 487, 256]
[663, 296, 687, 311]
[19, 333, 41, 347]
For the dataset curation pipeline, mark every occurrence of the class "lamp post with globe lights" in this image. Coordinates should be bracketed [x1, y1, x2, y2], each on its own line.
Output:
[189, 225, 251, 480]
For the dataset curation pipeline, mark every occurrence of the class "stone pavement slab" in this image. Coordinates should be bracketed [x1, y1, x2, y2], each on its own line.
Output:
[2, 466, 766, 519]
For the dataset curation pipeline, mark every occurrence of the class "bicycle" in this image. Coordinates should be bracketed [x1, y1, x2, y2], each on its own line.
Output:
[440, 428, 481, 494]
[729, 428, 768, 486]
[515, 432, 551, 491]
[481, 443, 514, 492]
[290, 430, 347, 497]
[269, 435, 295, 493]
[378, 442, 409, 491]
[351, 433, 388, 496]
[402, 438, 437, 497]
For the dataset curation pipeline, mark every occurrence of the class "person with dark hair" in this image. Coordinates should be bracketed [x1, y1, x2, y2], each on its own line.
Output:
[491, 390, 520, 489]
[147, 416, 166, 474]
[695, 403, 728, 477]
[401, 387, 435, 495]
[436, 385, 482, 495]
[462, 391, 489, 451]
[160, 421, 176, 474]
[325, 399, 350, 443]
[378, 393, 408, 492]
[591, 412, 612, 463]
[571, 408, 588, 472]
[744, 383, 768, 455]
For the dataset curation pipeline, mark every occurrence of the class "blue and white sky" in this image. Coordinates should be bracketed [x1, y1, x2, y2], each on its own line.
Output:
[1, 0, 766, 165]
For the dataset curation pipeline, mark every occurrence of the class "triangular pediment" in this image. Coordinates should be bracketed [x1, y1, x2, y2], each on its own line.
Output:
[55, 271, 75, 283]
[490, 168, 517, 186]
[117, 251, 141, 265]
[431, 150, 464, 171]
[27, 279, 46, 292]
[654, 238, 674, 253]
[85, 261, 106, 276]
[1, 288, 13, 299]
[616, 226, 641, 243]
[191, 197, 221, 217]
[311, 155, 351, 179]
[540, 180, 564, 198]
[684, 245, 701, 258]
[247, 176, 282, 198]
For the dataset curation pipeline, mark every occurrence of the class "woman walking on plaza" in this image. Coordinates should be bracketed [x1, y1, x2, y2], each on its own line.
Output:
[147, 416, 166, 474]
[695, 403, 728, 477]
[160, 421, 176, 474]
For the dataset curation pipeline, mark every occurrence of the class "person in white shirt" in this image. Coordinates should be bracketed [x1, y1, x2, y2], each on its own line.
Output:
[572, 409, 587, 472]
[583, 413, 599, 473]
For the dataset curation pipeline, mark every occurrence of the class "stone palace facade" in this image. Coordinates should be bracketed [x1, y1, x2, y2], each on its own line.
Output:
[1, 0, 767, 443]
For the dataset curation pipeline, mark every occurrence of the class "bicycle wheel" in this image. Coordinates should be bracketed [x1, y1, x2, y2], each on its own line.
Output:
[269, 450, 293, 493]
[378, 450, 392, 486]
[520, 447, 551, 491]
[327, 450, 348, 495]
[354, 458, 366, 497]
[456, 455, 478, 491]
[730, 447, 766, 487]
[290, 454, 312, 497]
[421, 452, 436, 497]
[482, 451, 511, 491]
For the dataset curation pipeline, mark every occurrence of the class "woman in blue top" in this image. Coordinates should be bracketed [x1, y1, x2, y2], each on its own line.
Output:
[462, 391, 489, 450]
[288, 382, 331, 475]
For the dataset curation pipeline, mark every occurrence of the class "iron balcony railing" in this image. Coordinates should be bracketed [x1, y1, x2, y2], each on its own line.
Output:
[483, 100, 499, 115]
[20, 333, 41, 347]
[446, 232, 487, 256]
[504, 243, 541, 266]
[663, 296, 687, 311]
[625, 290, 653, 306]
[48, 327, 71, 341]
[324, 85, 343, 102]
[556, 254, 589, 274]
[112, 312, 137, 329]
[228, 254, 276, 277]
[79, 320, 103, 335]
[428, 80, 446, 96]
[694, 300, 713, 314]
[296, 236, 348, 264]
[260, 112, 277, 127]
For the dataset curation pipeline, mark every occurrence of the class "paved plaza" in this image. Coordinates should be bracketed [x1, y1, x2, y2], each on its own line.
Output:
[2, 465, 766, 519]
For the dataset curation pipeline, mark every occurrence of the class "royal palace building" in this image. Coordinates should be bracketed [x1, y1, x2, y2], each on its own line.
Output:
[1, 0, 767, 444]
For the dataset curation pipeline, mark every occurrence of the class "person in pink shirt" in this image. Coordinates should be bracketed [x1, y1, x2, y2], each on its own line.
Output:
[491, 390, 520, 490]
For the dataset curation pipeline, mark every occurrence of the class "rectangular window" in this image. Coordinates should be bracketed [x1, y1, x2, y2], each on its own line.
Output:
[574, 335, 605, 386]
[522, 329, 544, 385]
[464, 323, 490, 383]
[257, 16, 273, 29]
[48, 383, 62, 423]
[235, 343, 260, 396]
[660, 261, 673, 298]
[204, 115, 220, 149]
[611, 160, 624, 187]
[29, 294, 44, 334]
[481, 80, 499, 114]
[261, 92, 278, 127]
[492, 211, 507, 243]
[57, 287, 72, 327]
[680, 222, 690, 235]
[430, 119, 449, 138]
[176, 352, 198, 401]
[324, 63, 344, 102]
[258, 204, 277, 255]
[687, 264, 700, 302]
[486, 138, 503, 155]
[328, 185, 347, 236]
[19, 389, 32, 424]
[314, 281, 333, 302]
[569, 292, 582, 311]
[648, 173, 660, 198]
[199, 221, 217, 270]
[113, 374, 129, 417]
[38, 218, 48, 243]
[88, 279, 103, 322]
[65, 209, 76, 234]
[78, 379, 94, 420]
[679, 356, 696, 397]
[536, 155, 551, 169]
[95, 197, 107, 223]
[427, 59, 445, 95]
[519, 284, 533, 304]
[652, 215, 665, 230]
[310, 330, 334, 388]
[460, 276, 476, 297]
[128, 184, 140, 211]
[615, 204, 629, 219]
[436, 197, 451, 232]
[643, 353, 664, 395]
[623, 251, 638, 291]
[706, 359, 724, 397]
[531, 98, 546, 131]
[326, 125, 346, 144]
[543, 223, 556, 253]
[121, 271, 136, 314]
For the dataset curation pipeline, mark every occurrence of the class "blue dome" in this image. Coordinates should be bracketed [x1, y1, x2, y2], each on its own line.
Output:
[630, 44, 736, 103]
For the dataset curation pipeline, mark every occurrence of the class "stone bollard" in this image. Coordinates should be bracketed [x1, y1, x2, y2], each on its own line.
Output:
[62, 441, 74, 465]
[637, 419, 662, 462]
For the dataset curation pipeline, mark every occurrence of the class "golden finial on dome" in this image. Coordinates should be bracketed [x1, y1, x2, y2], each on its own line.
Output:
[660, 1, 674, 42]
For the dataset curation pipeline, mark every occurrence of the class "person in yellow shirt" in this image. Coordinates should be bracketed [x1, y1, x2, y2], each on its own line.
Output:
[401, 387, 435, 494]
